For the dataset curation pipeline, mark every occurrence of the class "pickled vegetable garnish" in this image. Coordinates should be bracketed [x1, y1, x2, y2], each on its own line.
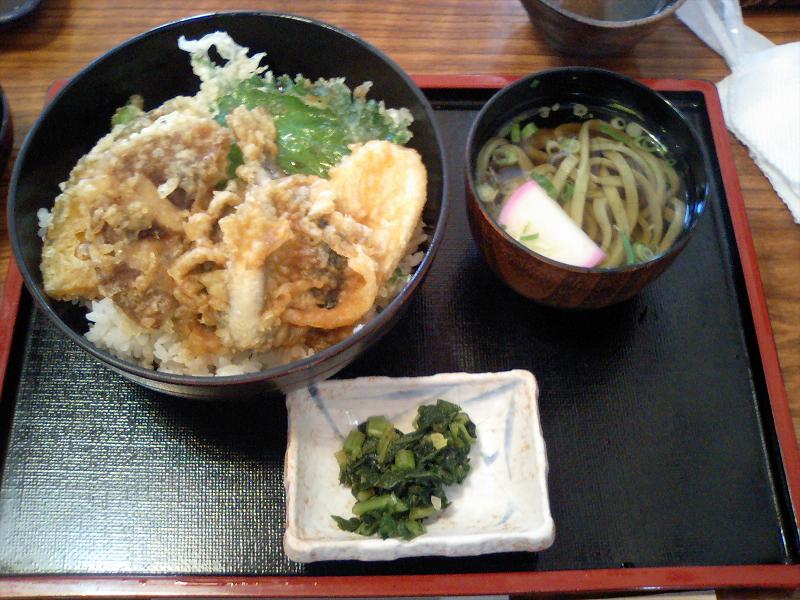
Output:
[333, 399, 477, 540]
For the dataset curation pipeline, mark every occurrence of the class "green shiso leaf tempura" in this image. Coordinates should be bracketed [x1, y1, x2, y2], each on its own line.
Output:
[181, 31, 413, 178]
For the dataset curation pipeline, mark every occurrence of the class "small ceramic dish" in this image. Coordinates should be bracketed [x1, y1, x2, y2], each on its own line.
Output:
[284, 370, 554, 562]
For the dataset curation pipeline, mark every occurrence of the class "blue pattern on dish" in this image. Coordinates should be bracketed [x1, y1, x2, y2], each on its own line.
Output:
[504, 392, 516, 480]
[309, 384, 345, 440]
[338, 383, 457, 402]
[483, 450, 499, 465]
[458, 380, 520, 407]
[498, 502, 515, 525]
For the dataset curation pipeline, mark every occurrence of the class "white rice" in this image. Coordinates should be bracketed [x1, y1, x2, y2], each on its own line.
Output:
[85, 298, 314, 376]
[37, 208, 53, 240]
[43, 205, 427, 376]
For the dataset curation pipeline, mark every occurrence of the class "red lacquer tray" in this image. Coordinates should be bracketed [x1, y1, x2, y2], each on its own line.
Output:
[0, 76, 798, 597]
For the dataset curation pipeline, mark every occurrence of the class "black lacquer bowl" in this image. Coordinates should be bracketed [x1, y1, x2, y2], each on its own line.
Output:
[7, 12, 447, 399]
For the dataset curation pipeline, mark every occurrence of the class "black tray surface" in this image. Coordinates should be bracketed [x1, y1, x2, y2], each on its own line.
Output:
[0, 89, 797, 577]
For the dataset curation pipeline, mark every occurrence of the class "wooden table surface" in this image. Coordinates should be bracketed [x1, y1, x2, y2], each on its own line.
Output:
[1, 0, 799, 598]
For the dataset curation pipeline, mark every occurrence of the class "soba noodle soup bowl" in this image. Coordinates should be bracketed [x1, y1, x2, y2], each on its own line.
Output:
[465, 67, 708, 309]
[9, 12, 447, 399]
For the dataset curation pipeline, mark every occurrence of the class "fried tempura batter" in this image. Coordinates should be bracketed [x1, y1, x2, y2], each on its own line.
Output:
[41, 102, 427, 370]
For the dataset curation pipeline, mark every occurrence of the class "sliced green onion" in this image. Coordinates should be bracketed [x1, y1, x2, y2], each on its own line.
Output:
[529, 172, 558, 200]
[573, 103, 588, 117]
[520, 222, 539, 243]
[545, 139, 561, 155]
[625, 122, 644, 138]
[510, 122, 521, 143]
[609, 102, 642, 119]
[635, 136, 660, 153]
[476, 182, 498, 204]
[521, 122, 538, 139]
[620, 230, 635, 265]
[610, 116, 626, 130]
[560, 180, 575, 203]
[491, 146, 517, 166]
[644, 136, 668, 155]
[551, 102, 560, 111]
[598, 123, 635, 146]
[559, 136, 580, 154]
[633, 242, 655, 263]
[529, 79, 540, 89]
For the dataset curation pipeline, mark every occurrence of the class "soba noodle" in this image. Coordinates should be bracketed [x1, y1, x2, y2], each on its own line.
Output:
[475, 109, 686, 267]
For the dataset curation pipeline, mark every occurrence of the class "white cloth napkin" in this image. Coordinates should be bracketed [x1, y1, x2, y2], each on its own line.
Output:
[677, 0, 800, 223]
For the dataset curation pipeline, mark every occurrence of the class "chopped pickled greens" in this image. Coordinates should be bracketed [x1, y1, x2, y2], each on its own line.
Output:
[215, 75, 413, 177]
[333, 399, 477, 540]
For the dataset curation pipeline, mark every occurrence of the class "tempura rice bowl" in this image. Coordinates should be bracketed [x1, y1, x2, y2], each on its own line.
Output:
[8, 12, 447, 398]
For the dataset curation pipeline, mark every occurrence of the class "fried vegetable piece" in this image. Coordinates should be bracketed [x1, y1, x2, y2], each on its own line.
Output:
[328, 140, 427, 285]
[215, 74, 413, 178]
[333, 399, 477, 541]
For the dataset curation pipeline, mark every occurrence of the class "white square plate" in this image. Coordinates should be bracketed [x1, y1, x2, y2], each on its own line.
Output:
[283, 370, 554, 562]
